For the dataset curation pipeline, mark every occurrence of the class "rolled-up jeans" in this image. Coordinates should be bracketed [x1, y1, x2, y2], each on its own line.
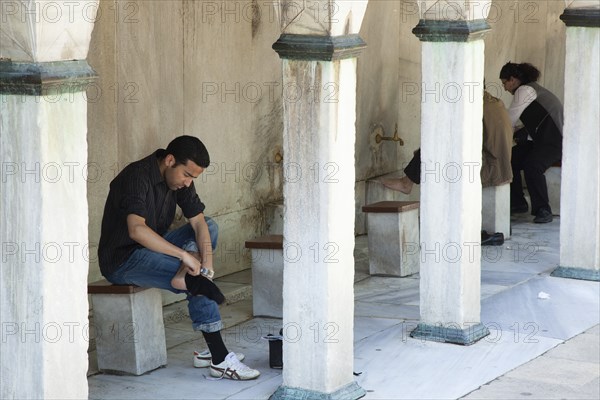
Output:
[104, 218, 222, 333]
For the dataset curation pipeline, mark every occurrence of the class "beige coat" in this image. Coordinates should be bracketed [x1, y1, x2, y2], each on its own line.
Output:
[481, 91, 513, 188]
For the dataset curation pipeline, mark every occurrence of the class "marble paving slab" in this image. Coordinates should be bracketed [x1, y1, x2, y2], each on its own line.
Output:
[480, 284, 508, 300]
[462, 326, 600, 400]
[227, 375, 283, 400]
[481, 275, 600, 341]
[462, 374, 600, 400]
[355, 317, 403, 343]
[165, 326, 199, 350]
[354, 325, 561, 400]
[354, 301, 420, 321]
[89, 318, 283, 400]
[480, 258, 557, 275]
[480, 270, 534, 287]
[354, 276, 420, 305]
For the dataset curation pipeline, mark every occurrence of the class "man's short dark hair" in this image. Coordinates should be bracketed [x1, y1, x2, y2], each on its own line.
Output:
[165, 135, 210, 168]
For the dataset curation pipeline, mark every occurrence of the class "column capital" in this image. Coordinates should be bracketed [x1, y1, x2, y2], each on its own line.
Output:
[272, 34, 366, 61]
[412, 19, 490, 42]
[0, 60, 97, 96]
[560, 7, 600, 27]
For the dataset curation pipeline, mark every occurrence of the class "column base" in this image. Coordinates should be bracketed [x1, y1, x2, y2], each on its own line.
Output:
[270, 382, 366, 400]
[551, 266, 600, 281]
[410, 323, 490, 345]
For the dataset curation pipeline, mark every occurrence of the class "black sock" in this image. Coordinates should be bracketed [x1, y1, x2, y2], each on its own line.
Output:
[201, 330, 229, 365]
[184, 274, 225, 304]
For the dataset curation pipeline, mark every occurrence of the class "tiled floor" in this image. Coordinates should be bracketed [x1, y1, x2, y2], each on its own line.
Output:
[89, 214, 600, 399]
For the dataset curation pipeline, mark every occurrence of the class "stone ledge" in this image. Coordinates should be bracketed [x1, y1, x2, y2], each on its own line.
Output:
[222, 284, 253, 305]
[412, 19, 491, 42]
[272, 34, 366, 61]
[0, 60, 97, 95]
[560, 7, 600, 27]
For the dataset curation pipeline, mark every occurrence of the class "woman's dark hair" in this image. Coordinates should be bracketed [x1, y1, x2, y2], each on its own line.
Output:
[160, 135, 210, 168]
[499, 62, 540, 84]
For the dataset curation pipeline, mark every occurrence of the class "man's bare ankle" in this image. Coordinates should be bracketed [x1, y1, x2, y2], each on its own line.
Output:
[171, 276, 187, 290]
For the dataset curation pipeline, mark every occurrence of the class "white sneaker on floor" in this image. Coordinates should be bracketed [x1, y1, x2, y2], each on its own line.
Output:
[209, 352, 260, 380]
[193, 350, 245, 368]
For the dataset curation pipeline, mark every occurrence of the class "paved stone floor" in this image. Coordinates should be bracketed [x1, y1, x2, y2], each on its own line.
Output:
[88, 213, 599, 399]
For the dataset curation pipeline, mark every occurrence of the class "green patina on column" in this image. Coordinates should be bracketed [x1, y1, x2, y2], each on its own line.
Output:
[272, 34, 366, 61]
[560, 7, 600, 27]
[412, 19, 491, 42]
[0, 60, 97, 95]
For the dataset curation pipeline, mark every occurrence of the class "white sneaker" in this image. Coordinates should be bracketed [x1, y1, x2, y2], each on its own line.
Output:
[209, 352, 260, 380]
[193, 350, 245, 368]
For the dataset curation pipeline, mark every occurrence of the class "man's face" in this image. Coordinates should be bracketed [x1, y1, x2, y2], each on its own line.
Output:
[164, 156, 204, 191]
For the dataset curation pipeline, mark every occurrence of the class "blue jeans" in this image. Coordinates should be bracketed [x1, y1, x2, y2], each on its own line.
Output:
[105, 218, 222, 333]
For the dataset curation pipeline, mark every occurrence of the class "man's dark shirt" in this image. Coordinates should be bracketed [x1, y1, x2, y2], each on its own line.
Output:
[98, 150, 205, 276]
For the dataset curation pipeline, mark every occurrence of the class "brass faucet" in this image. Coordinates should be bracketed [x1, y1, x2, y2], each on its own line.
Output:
[375, 123, 404, 145]
[274, 151, 283, 163]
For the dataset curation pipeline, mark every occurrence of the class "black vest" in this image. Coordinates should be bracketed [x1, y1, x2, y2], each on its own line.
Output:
[520, 83, 563, 149]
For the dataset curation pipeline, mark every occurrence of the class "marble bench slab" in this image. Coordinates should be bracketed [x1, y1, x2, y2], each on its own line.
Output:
[88, 280, 167, 375]
[362, 201, 420, 277]
[245, 235, 284, 318]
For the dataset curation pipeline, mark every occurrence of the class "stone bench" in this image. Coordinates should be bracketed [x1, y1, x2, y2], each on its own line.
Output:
[245, 235, 283, 318]
[514, 162, 561, 216]
[546, 161, 561, 216]
[362, 201, 420, 277]
[88, 280, 167, 375]
[482, 183, 511, 239]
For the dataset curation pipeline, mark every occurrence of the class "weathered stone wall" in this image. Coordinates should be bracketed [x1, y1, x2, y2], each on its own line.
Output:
[484, 0, 566, 107]
[87, 0, 284, 287]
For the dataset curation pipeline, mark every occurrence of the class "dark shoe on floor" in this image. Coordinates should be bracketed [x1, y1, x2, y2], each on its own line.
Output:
[511, 204, 529, 214]
[481, 231, 504, 246]
[533, 208, 553, 223]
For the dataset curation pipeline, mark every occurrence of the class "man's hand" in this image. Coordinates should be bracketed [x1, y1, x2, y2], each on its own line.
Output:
[180, 252, 202, 276]
[513, 127, 528, 144]
[184, 251, 215, 280]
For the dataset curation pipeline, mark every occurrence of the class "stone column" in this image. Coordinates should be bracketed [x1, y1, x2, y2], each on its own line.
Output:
[409, 2, 491, 345]
[552, 4, 600, 281]
[271, 1, 367, 398]
[0, 1, 98, 398]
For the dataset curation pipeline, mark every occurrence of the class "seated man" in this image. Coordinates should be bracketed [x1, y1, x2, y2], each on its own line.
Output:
[382, 90, 513, 193]
[383, 91, 513, 245]
[500, 62, 563, 223]
[98, 135, 260, 380]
